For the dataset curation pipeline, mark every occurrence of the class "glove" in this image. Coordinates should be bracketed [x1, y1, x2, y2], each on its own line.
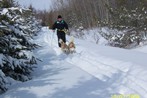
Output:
[64, 29, 68, 34]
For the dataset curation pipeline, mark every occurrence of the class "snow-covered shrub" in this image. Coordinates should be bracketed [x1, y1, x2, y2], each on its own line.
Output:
[98, 28, 147, 48]
[0, 7, 41, 93]
[101, 2, 147, 47]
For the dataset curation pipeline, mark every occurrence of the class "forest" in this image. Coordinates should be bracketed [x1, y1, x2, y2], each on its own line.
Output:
[36, 0, 147, 47]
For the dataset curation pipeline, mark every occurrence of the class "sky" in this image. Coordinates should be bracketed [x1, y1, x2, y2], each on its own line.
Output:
[15, 0, 53, 10]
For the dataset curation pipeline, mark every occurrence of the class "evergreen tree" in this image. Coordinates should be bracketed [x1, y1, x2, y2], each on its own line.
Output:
[0, 6, 41, 93]
[100, 0, 147, 47]
[0, 0, 16, 8]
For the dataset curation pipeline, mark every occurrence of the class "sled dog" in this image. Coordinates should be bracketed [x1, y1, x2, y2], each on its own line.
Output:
[59, 37, 76, 54]
[59, 39, 69, 53]
[68, 37, 76, 53]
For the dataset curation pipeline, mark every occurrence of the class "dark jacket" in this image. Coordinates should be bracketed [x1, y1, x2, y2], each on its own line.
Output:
[52, 20, 68, 31]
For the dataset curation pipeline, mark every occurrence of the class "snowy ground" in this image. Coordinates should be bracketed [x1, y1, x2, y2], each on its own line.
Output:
[1, 27, 147, 98]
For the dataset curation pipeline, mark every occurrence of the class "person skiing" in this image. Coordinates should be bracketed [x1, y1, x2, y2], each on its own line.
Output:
[52, 15, 68, 47]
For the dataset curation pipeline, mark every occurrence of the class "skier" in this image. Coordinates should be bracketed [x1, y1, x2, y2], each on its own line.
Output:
[52, 15, 68, 47]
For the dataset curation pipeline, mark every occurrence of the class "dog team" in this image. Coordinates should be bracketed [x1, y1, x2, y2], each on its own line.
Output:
[52, 15, 76, 54]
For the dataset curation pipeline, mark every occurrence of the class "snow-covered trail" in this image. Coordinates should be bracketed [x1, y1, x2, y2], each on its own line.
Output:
[1, 27, 147, 98]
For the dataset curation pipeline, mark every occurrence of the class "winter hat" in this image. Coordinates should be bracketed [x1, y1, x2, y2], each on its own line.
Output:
[57, 15, 62, 19]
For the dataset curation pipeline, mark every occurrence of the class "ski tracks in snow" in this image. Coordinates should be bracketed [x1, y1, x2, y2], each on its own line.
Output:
[66, 49, 147, 97]
[43, 27, 147, 97]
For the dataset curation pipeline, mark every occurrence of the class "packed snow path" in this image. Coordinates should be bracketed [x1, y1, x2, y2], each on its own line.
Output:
[1, 27, 147, 98]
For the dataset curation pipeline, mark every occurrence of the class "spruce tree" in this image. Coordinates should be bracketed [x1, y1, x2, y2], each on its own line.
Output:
[0, 3, 41, 93]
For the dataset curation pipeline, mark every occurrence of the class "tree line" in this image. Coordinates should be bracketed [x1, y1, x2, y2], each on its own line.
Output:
[35, 0, 146, 47]
[35, 0, 146, 29]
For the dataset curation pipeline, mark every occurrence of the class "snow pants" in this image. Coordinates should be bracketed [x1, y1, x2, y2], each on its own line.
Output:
[57, 31, 66, 47]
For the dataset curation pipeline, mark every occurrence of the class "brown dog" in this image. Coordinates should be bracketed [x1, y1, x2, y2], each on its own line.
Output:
[59, 39, 69, 53]
[68, 37, 76, 53]
[59, 37, 76, 54]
